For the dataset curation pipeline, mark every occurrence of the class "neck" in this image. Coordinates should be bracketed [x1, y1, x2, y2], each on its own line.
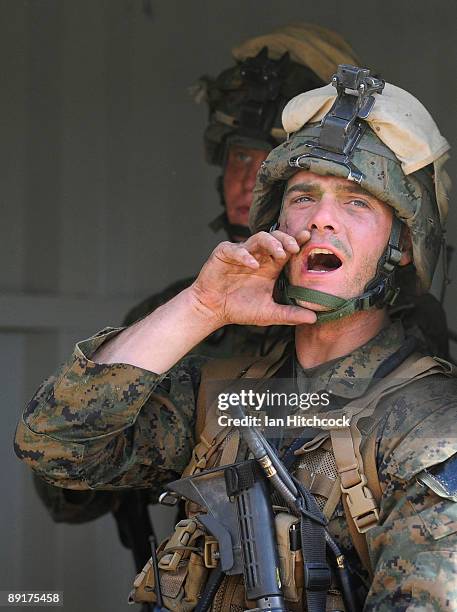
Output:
[295, 307, 390, 369]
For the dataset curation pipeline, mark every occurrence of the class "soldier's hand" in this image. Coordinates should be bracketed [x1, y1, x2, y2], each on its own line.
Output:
[191, 230, 316, 327]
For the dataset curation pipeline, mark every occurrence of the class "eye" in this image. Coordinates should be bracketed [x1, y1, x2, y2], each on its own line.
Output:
[348, 198, 370, 209]
[293, 195, 314, 204]
[233, 150, 252, 164]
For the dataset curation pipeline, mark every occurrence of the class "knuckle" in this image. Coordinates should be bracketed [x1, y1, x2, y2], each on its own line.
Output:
[217, 241, 232, 253]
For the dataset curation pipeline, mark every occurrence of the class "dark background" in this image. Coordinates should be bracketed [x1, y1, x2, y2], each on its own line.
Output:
[1, 1, 456, 610]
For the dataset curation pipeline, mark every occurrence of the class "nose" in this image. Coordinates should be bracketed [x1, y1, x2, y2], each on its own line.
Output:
[241, 160, 261, 192]
[306, 197, 340, 234]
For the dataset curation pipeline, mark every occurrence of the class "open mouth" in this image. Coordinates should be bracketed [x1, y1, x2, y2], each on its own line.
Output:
[307, 248, 342, 273]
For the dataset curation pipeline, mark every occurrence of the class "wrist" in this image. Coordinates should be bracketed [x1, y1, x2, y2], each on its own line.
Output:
[183, 285, 225, 335]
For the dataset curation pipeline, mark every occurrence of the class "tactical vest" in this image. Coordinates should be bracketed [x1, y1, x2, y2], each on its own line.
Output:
[130, 344, 453, 611]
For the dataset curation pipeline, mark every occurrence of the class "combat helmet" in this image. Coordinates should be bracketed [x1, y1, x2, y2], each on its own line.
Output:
[192, 24, 360, 239]
[250, 65, 451, 323]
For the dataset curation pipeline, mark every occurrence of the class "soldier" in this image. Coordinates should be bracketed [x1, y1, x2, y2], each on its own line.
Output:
[124, 23, 361, 358]
[16, 66, 457, 610]
[31, 23, 361, 582]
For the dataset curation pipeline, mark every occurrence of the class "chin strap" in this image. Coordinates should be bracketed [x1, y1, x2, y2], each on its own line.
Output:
[283, 216, 403, 323]
[285, 281, 400, 323]
[209, 211, 251, 241]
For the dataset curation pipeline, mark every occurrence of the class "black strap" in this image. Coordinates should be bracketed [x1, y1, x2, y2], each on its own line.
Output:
[194, 565, 224, 612]
[278, 333, 420, 611]
[112, 490, 154, 571]
[295, 479, 331, 612]
[373, 335, 419, 379]
[112, 490, 156, 612]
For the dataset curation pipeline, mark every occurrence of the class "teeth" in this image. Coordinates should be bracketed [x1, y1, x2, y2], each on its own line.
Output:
[309, 248, 334, 256]
[307, 247, 342, 273]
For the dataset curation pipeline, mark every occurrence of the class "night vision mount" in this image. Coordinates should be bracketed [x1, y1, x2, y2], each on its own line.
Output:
[236, 47, 291, 138]
[289, 65, 385, 183]
[239, 46, 290, 103]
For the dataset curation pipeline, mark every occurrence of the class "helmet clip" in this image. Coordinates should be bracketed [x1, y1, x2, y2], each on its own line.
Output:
[289, 65, 385, 184]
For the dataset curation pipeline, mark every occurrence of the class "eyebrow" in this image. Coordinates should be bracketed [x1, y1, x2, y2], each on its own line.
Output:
[335, 183, 371, 196]
[284, 182, 322, 196]
[284, 181, 371, 198]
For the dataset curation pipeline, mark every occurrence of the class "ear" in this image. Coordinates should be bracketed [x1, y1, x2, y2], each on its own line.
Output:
[399, 226, 412, 266]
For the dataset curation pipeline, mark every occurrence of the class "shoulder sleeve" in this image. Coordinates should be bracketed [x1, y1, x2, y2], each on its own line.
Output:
[14, 327, 208, 497]
[364, 375, 457, 610]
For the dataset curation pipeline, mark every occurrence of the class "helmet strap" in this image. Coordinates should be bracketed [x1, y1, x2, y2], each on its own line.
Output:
[281, 216, 403, 323]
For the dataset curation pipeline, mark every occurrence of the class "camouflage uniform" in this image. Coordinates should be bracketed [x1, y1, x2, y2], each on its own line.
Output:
[33, 267, 446, 529]
[32, 271, 289, 528]
[34, 29, 452, 539]
[21, 56, 454, 609]
[30, 20, 357, 529]
[15, 320, 457, 610]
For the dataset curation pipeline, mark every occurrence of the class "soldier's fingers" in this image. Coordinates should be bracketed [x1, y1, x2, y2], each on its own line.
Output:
[216, 242, 260, 269]
[267, 303, 317, 326]
[245, 231, 288, 261]
[269, 230, 302, 254]
[295, 230, 312, 247]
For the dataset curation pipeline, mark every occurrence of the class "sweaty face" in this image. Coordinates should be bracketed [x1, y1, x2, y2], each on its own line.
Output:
[279, 171, 394, 310]
[223, 145, 269, 230]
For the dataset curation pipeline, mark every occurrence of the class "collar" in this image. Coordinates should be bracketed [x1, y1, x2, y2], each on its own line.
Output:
[208, 211, 252, 239]
[295, 320, 406, 399]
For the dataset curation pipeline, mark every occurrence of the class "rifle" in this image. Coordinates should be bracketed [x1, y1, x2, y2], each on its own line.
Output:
[159, 396, 359, 612]
[166, 460, 287, 611]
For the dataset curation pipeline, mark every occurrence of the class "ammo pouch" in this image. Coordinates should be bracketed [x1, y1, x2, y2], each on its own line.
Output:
[129, 517, 211, 611]
[275, 513, 345, 612]
[275, 513, 303, 604]
[130, 513, 346, 612]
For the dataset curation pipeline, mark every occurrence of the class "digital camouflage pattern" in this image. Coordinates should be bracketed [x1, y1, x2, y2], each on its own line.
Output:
[32, 278, 289, 525]
[34, 274, 447, 527]
[15, 321, 457, 609]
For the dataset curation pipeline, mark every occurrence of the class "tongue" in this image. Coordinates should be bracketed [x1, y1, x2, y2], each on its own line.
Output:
[309, 253, 341, 272]
[313, 262, 332, 271]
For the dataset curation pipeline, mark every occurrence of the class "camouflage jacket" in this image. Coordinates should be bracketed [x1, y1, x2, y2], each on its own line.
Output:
[32, 270, 448, 526]
[16, 321, 457, 610]
[33, 277, 288, 526]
